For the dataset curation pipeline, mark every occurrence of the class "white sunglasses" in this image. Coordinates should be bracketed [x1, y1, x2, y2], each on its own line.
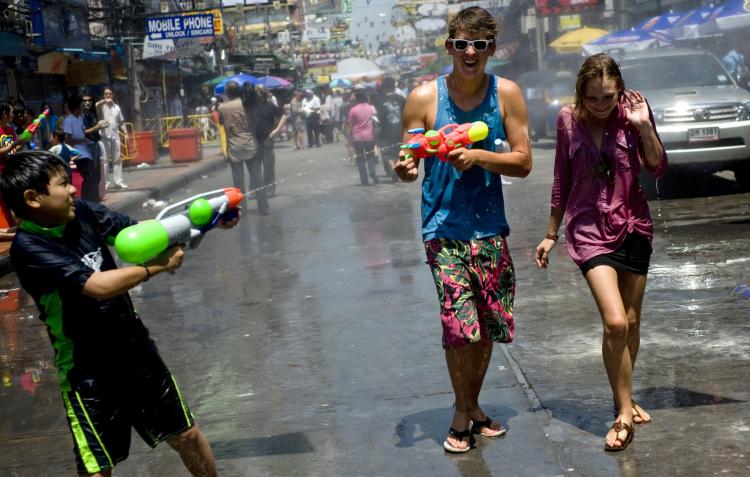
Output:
[447, 38, 494, 52]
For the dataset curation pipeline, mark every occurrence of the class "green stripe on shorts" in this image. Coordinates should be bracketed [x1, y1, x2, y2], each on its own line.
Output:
[63, 392, 113, 472]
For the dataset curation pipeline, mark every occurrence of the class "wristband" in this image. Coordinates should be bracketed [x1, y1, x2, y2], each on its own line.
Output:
[545, 233, 559, 242]
[142, 265, 151, 282]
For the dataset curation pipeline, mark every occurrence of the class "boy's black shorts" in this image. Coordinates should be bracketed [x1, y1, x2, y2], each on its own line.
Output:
[62, 340, 195, 474]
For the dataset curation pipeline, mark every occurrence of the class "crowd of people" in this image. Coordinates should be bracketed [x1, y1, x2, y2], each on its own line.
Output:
[0, 4, 673, 475]
[0, 89, 130, 241]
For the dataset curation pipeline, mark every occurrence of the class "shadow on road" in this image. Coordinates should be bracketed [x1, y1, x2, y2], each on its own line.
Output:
[210, 432, 315, 458]
[395, 404, 518, 448]
[540, 386, 744, 437]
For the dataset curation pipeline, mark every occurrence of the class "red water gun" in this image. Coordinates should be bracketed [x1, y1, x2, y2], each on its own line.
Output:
[18, 109, 50, 143]
[400, 121, 489, 162]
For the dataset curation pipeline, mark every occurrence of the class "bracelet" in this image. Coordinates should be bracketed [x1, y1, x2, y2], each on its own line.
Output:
[545, 233, 559, 242]
[142, 265, 151, 282]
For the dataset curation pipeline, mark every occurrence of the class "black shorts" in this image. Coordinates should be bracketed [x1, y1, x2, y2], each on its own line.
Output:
[62, 340, 194, 474]
[580, 233, 652, 276]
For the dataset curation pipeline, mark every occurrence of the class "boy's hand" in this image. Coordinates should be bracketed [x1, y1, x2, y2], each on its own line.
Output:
[147, 244, 185, 273]
[393, 151, 419, 182]
[218, 208, 241, 229]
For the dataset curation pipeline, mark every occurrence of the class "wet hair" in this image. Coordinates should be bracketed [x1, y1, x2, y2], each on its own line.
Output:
[66, 95, 82, 112]
[355, 89, 367, 102]
[0, 103, 11, 117]
[448, 6, 498, 40]
[0, 150, 70, 219]
[574, 53, 625, 116]
[224, 81, 241, 99]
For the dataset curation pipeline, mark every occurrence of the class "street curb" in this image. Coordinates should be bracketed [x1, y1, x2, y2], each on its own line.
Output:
[0, 153, 228, 279]
[107, 154, 228, 217]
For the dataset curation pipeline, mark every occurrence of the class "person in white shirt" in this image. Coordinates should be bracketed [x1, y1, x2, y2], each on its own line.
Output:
[96, 87, 127, 189]
[301, 89, 321, 148]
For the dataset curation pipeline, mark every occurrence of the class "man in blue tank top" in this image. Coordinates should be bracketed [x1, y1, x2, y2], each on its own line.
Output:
[394, 6, 532, 454]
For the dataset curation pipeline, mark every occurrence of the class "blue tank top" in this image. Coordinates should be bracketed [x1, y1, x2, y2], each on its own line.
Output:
[421, 74, 510, 241]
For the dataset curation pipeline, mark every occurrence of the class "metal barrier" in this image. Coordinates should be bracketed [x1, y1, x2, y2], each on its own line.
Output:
[120, 122, 138, 162]
[142, 115, 220, 147]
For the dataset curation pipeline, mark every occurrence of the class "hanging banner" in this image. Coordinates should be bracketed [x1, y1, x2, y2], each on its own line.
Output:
[142, 36, 205, 60]
[536, 0, 599, 17]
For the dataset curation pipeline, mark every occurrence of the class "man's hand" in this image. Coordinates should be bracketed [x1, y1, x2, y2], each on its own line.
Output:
[447, 147, 477, 172]
[393, 152, 419, 182]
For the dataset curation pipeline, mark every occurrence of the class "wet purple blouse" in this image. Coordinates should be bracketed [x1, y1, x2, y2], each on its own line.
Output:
[551, 103, 668, 265]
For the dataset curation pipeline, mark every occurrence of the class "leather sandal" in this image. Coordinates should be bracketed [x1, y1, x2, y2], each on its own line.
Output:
[471, 417, 507, 438]
[604, 421, 634, 452]
[443, 427, 473, 453]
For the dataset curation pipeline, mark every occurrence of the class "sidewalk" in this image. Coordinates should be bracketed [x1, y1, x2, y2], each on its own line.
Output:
[0, 145, 227, 277]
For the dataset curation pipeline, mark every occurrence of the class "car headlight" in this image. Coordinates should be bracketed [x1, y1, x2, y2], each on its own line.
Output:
[737, 102, 750, 121]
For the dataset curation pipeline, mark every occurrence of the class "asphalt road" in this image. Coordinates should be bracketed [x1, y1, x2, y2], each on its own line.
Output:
[1, 140, 748, 476]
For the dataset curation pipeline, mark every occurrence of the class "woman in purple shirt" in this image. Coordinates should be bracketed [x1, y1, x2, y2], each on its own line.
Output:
[535, 54, 667, 452]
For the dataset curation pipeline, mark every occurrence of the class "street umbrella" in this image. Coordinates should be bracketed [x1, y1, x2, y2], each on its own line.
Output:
[255, 75, 292, 89]
[582, 27, 672, 56]
[669, 5, 719, 39]
[214, 73, 259, 96]
[711, 0, 750, 31]
[329, 78, 352, 88]
[549, 27, 609, 54]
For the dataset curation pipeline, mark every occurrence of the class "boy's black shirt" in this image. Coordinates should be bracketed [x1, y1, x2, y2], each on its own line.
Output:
[10, 199, 150, 387]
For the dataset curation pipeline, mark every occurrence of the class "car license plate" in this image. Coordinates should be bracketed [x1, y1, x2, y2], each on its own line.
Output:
[688, 127, 719, 143]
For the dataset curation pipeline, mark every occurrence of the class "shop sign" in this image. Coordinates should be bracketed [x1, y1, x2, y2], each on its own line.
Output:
[142, 36, 205, 60]
[34, 0, 91, 50]
[65, 61, 108, 87]
[147, 12, 215, 40]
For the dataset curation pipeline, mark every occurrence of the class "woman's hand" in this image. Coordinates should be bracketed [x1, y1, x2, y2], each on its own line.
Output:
[535, 239, 556, 269]
[623, 90, 651, 128]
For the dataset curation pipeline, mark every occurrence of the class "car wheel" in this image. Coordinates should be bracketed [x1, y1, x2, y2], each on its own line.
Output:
[734, 165, 750, 192]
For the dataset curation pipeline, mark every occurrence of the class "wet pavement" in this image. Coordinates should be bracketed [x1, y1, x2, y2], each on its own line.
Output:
[0, 139, 748, 476]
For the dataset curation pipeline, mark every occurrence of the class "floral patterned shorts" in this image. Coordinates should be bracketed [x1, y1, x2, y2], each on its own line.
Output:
[424, 234, 515, 348]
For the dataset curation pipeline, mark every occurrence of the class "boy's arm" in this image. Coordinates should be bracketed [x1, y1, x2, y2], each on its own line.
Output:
[393, 83, 432, 182]
[82, 245, 184, 300]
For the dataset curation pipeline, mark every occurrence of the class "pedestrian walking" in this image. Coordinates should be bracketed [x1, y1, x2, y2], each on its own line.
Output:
[63, 95, 99, 202]
[1, 150, 238, 476]
[320, 86, 334, 144]
[254, 85, 286, 198]
[82, 94, 105, 196]
[218, 81, 268, 215]
[345, 89, 380, 185]
[96, 87, 128, 189]
[393, 7, 532, 454]
[290, 90, 306, 150]
[302, 88, 322, 148]
[375, 77, 406, 182]
[534, 53, 667, 452]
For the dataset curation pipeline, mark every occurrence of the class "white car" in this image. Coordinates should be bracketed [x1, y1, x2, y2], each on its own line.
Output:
[618, 48, 750, 190]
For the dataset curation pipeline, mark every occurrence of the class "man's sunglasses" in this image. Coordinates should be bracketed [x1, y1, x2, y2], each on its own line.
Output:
[447, 38, 494, 52]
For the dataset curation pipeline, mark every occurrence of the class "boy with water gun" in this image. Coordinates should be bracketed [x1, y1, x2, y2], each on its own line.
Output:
[1, 150, 240, 476]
